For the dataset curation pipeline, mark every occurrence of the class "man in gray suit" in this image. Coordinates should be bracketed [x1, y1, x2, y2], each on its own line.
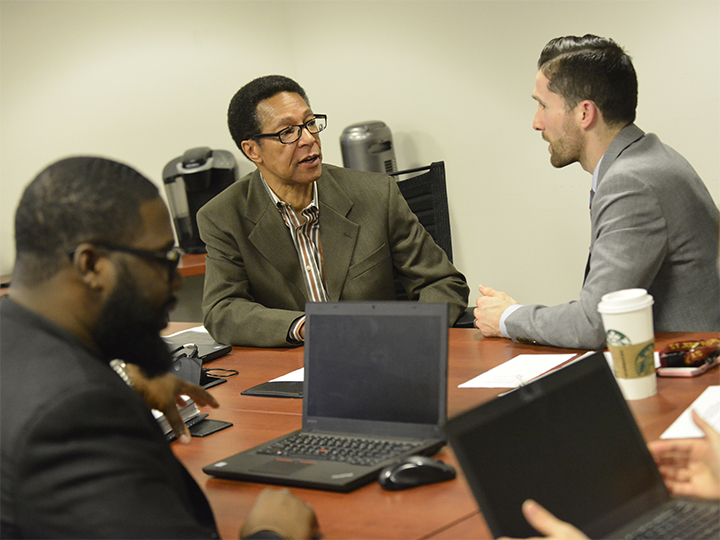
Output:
[474, 35, 719, 350]
[198, 75, 469, 348]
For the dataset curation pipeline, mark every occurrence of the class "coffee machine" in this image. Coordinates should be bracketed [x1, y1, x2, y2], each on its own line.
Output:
[162, 147, 237, 253]
[340, 121, 397, 174]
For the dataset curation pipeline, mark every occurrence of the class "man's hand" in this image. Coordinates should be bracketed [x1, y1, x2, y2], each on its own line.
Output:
[125, 364, 219, 445]
[499, 500, 589, 540]
[474, 284, 518, 337]
[648, 410, 720, 500]
[240, 488, 320, 539]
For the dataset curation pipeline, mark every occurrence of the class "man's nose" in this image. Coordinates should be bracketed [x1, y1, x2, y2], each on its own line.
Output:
[532, 112, 544, 131]
[298, 125, 317, 145]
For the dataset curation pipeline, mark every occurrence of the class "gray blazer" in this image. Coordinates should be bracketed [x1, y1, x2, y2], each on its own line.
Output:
[197, 164, 469, 347]
[506, 124, 720, 349]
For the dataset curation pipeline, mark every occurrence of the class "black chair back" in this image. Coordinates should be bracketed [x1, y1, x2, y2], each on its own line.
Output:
[390, 161, 453, 262]
[389, 161, 453, 301]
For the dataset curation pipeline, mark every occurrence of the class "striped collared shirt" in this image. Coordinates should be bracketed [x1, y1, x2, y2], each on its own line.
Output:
[261, 177, 328, 341]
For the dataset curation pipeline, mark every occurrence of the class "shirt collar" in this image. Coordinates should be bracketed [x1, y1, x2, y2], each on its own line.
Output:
[591, 154, 604, 193]
[260, 173, 319, 213]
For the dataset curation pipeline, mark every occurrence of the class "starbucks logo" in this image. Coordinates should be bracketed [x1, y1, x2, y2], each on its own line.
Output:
[606, 330, 631, 347]
[634, 343, 655, 377]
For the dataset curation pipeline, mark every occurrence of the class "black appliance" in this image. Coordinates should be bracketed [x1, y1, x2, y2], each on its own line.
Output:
[162, 147, 237, 253]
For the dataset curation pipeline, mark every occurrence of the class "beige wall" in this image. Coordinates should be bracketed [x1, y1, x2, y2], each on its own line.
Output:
[2, 0, 718, 311]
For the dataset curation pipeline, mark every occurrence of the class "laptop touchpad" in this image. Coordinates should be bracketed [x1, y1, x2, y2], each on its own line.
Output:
[251, 460, 314, 476]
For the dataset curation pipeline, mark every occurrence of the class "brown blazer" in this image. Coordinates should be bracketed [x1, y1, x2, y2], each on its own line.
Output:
[197, 164, 469, 347]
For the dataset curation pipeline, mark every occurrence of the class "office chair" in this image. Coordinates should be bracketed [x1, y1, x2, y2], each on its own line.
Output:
[389, 162, 474, 328]
[390, 161, 453, 262]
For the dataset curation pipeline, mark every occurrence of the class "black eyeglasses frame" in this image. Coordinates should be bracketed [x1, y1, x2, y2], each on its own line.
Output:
[251, 114, 327, 145]
[68, 243, 184, 274]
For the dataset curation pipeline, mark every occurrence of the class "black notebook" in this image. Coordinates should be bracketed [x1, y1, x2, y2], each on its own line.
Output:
[163, 327, 231, 364]
[445, 352, 719, 539]
[241, 381, 303, 398]
[203, 301, 449, 492]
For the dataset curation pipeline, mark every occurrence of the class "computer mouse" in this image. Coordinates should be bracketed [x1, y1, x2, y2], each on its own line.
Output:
[378, 455, 456, 490]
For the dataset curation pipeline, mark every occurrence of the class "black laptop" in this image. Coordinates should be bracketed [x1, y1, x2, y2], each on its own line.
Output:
[202, 301, 449, 492]
[445, 352, 719, 539]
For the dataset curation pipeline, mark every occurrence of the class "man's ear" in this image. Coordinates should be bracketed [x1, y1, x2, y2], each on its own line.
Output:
[70, 243, 112, 292]
[578, 100, 599, 130]
[241, 139, 263, 165]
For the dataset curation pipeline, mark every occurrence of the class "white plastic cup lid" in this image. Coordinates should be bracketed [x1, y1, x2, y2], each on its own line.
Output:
[597, 288, 654, 314]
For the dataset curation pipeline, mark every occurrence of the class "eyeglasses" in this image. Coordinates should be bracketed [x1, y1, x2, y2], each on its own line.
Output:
[252, 114, 327, 144]
[69, 243, 184, 274]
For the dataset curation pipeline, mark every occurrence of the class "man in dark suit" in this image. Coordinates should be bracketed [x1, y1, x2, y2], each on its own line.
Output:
[475, 35, 720, 349]
[0, 156, 318, 538]
[197, 75, 469, 348]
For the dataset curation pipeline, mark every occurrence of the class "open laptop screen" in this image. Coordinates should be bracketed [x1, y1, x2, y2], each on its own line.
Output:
[446, 353, 668, 538]
[304, 302, 448, 438]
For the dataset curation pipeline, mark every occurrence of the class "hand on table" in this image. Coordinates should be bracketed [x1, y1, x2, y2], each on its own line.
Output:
[474, 284, 519, 337]
[241, 488, 320, 539]
[125, 364, 219, 445]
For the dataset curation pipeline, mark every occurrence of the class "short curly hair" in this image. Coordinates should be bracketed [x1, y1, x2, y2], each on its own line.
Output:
[14, 156, 159, 283]
[227, 75, 310, 159]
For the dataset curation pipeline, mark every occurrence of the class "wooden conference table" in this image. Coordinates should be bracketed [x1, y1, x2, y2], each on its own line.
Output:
[169, 327, 719, 540]
[177, 253, 207, 278]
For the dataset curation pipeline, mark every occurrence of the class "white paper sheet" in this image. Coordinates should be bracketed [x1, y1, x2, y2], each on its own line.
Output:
[660, 386, 720, 439]
[166, 326, 207, 337]
[459, 354, 576, 389]
[270, 367, 304, 383]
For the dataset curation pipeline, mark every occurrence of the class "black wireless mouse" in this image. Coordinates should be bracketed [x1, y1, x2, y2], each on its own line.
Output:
[378, 455, 456, 490]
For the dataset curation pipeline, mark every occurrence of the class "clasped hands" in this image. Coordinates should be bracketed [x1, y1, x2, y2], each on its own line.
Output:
[474, 284, 519, 337]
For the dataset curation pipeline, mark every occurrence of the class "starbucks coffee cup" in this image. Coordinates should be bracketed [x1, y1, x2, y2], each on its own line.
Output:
[597, 289, 656, 400]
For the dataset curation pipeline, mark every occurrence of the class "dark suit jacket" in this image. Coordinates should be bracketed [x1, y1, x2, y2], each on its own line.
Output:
[197, 164, 469, 347]
[0, 298, 218, 539]
[506, 124, 720, 349]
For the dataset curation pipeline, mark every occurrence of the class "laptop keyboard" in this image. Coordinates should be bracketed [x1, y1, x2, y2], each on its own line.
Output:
[257, 433, 422, 467]
[622, 499, 720, 540]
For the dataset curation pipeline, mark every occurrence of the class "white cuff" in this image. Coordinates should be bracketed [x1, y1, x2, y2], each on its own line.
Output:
[499, 304, 523, 338]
